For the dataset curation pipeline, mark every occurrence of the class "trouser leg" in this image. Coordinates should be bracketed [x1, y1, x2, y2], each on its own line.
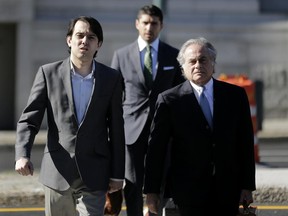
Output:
[124, 179, 144, 216]
[44, 186, 77, 216]
[76, 190, 106, 216]
[44, 178, 106, 216]
[124, 132, 148, 216]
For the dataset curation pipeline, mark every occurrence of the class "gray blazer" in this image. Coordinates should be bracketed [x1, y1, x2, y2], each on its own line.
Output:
[111, 40, 184, 144]
[15, 58, 125, 191]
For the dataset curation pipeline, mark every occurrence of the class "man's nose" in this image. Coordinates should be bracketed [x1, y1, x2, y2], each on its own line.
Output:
[146, 24, 152, 30]
[195, 61, 201, 68]
[82, 36, 88, 44]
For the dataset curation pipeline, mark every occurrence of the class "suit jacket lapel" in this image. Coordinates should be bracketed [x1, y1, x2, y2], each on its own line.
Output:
[129, 41, 151, 92]
[59, 58, 78, 126]
[131, 41, 146, 83]
[77, 60, 100, 127]
[88, 61, 100, 109]
[181, 80, 213, 130]
[212, 78, 223, 132]
[154, 41, 170, 83]
[83, 61, 106, 125]
[180, 81, 200, 114]
[181, 80, 199, 110]
[155, 41, 164, 81]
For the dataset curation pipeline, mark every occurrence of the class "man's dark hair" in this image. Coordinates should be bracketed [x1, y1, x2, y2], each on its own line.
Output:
[66, 16, 103, 57]
[137, 4, 163, 23]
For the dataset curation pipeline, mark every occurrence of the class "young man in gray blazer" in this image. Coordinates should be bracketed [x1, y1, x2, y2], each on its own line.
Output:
[111, 4, 185, 216]
[15, 16, 125, 216]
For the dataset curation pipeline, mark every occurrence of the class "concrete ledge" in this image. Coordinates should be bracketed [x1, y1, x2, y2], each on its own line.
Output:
[1, 119, 287, 145]
[0, 130, 46, 146]
[257, 119, 288, 139]
[0, 187, 287, 207]
[1, 189, 287, 208]
[1, 154, 288, 207]
[254, 187, 288, 204]
[0, 170, 44, 207]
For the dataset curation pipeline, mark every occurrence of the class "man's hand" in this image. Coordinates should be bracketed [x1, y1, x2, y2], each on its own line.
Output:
[108, 179, 124, 193]
[15, 157, 34, 176]
[239, 189, 253, 206]
[146, 193, 160, 214]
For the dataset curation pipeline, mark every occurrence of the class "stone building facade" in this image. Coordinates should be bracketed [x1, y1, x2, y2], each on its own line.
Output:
[0, 0, 288, 129]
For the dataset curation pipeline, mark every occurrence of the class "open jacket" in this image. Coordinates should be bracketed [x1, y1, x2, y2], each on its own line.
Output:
[15, 58, 125, 191]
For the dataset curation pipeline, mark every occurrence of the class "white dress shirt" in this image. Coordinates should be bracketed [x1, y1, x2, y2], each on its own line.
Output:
[190, 78, 214, 116]
[71, 60, 95, 125]
[138, 36, 159, 80]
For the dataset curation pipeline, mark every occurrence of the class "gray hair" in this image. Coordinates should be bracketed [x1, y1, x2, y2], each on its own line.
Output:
[177, 37, 217, 66]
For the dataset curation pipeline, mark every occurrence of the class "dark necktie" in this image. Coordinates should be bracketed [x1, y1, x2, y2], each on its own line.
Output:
[143, 45, 153, 89]
[200, 87, 213, 128]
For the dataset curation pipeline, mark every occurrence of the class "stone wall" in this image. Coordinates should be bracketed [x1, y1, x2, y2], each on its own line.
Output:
[1, 0, 288, 129]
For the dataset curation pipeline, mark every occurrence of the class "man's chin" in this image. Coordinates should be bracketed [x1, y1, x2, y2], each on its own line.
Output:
[78, 53, 91, 59]
[193, 77, 207, 85]
[144, 36, 154, 43]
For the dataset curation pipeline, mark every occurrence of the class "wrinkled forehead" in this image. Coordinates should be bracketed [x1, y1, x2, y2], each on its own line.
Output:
[185, 44, 210, 59]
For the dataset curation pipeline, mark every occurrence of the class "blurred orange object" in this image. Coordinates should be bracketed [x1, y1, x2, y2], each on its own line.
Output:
[218, 74, 260, 163]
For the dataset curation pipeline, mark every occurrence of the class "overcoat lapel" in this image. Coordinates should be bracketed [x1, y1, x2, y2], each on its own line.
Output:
[181, 81, 201, 117]
[212, 78, 223, 132]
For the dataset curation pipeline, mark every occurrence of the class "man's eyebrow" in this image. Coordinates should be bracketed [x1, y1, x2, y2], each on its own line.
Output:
[75, 32, 96, 37]
[87, 31, 97, 36]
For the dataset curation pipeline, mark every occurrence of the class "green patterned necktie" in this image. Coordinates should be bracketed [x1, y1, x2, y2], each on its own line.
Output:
[143, 44, 153, 89]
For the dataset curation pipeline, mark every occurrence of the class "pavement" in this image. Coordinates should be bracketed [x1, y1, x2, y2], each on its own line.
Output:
[0, 118, 288, 207]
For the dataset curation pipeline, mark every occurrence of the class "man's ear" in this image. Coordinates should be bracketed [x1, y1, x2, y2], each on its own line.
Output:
[135, 19, 139, 30]
[66, 36, 71, 47]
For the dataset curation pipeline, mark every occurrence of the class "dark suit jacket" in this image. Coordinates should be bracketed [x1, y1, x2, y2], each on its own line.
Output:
[15, 58, 125, 191]
[144, 79, 256, 205]
[111, 40, 185, 144]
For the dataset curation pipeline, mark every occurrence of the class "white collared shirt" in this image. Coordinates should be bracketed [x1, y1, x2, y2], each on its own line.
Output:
[138, 36, 159, 79]
[190, 78, 214, 116]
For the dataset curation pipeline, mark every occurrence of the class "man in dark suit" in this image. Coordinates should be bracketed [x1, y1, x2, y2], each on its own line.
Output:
[15, 16, 125, 216]
[144, 37, 256, 216]
[111, 5, 184, 216]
